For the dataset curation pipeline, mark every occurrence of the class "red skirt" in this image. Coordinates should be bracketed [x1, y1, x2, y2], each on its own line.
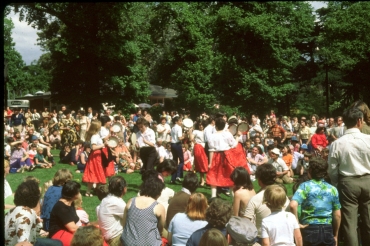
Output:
[193, 144, 208, 173]
[229, 143, 251, 174]
[82, 149, 107, 184]
[206, 148, 249, 187]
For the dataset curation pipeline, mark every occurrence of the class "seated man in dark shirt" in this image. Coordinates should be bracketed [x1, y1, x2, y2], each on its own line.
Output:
[166, 172, 199, 229]
[186, 198, 232, 246]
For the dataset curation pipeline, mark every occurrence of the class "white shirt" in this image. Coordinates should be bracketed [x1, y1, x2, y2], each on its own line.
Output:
[243, 189, 290, 238]
[165, 149, 173, 159]
[98, 194, 127, 240]
[268, 158, 289, 172]
[91, 134, 103, 146]
[203, 124, 215, 143]
[208, 131, 237, 152]
[249, 124, 263, 138]
[192, 130, 205, 147]
[157, 123, 171, 142]
[4, 179, 12, 199]
[261, 211, 299, 246]
[100, 127, 110, 139]
[136, 127, 156, 147]
[156, 145, 166, 159]
[171, 124, 183, 143]
[328, 128, 370, 186]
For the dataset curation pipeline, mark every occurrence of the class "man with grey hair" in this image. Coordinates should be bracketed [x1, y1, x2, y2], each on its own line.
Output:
[328, 107, 370, 246]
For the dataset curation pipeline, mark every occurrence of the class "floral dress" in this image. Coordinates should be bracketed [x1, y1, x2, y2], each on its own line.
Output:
[5, 206, 43, 246]
[59, 118, 78, 145]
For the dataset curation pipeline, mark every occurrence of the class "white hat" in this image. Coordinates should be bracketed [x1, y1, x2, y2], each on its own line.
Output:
[271, 148, 280, 155]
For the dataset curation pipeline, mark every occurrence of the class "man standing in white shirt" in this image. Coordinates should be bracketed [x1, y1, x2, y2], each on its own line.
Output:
[136, 117, 157, 173]
[98, 176, 127, 246]
[328, 107, 370, 246]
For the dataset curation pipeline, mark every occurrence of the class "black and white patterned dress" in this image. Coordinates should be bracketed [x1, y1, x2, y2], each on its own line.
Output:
[121, 197, 162, 246]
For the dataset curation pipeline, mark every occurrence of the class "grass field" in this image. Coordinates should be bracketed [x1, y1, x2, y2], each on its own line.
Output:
[6, 148, 295, 222]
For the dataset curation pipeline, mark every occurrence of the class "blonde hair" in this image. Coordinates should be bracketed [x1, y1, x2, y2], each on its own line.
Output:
[263, 184, 287, 211]
[52, 169, 73, 186]
[70, 225, 104, 246]
[85, 120, 102, 142]
[186, 193, 208, 221]
[23, 176, 40, 184]
[74, 193, 83, 209]
[43, 180, 53, 197]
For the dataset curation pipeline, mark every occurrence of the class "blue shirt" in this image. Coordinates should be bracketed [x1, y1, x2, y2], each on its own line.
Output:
[186, 224, 226, 246]
[292, 179, 341, 225]
[41, 185, 63, 229]
[10, 113, 26, 127]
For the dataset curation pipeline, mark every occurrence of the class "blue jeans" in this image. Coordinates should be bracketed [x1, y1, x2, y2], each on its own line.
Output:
[301, 224, 335, 246]
[171, 142, 184, 182]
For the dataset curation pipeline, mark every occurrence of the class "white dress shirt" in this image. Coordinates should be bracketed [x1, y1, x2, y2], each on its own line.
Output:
[98, 194, 127, 241]
[328, 128, 370, 186]
[192, 130, 205, 147]
[136, 127, 156, 147]
[171, 124, 183, 143]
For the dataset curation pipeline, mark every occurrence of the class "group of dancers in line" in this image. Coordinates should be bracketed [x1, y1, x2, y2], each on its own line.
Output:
[125, 111, 252, 199]
[79, 110, 253, 199]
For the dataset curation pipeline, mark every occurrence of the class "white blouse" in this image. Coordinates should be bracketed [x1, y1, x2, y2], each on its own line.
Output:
[192, 130, 205, 147]
[208, 131, 237, 152]
[91, 134, 103, 146]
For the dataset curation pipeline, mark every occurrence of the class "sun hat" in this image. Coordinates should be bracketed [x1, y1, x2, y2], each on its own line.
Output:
[31, 135, 38, 141]
[271, 148, 280, 155]
[227, 216, 258, 244]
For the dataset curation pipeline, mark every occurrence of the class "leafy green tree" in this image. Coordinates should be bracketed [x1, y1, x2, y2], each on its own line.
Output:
[316, 1, 370, 108]
[12, 3, 153, 110]
[4, 16, 27, 99]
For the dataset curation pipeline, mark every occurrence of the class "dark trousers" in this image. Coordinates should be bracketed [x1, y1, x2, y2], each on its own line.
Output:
[140, 147, 157, 172]
[338, 174, 370, 246]
[171, 142, 184, 181]
[301, 224, 335, 246]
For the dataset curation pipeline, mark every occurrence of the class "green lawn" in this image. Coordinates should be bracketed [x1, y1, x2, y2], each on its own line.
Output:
[6, 149, 294, 222]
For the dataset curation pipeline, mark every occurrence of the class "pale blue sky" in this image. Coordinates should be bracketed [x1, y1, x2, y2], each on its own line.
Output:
[7, 2, 328, 65]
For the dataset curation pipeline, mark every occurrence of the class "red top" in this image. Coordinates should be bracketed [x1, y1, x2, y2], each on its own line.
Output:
[311, 133, 328, 149]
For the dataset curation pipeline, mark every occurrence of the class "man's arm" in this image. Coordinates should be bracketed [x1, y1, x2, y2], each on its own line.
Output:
[328, 145, 339, 187]
[332, 209, 341, 246]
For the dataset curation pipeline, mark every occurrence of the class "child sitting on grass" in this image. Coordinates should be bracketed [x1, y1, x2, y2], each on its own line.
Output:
[34, 147, 53, 169]
[74, 193, 90, 226]
[261, 185, 302, 246]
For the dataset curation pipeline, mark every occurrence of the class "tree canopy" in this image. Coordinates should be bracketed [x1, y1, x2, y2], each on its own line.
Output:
[6, 2, 370, 117]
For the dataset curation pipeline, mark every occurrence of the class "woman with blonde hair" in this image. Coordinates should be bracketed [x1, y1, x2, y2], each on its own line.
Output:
[82, 119, 115, 197]
[168, 193, 209, 246]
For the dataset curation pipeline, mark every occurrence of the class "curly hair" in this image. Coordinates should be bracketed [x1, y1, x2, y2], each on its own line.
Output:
[309, 157, 328, 180]
[255, 164, 276, 186]
[70, 225, 104, 246]
[156, 159, 177, 175]
[205, 198, 232, 227]
[140, 176, 165, 199]
[14, 180, 41, 208]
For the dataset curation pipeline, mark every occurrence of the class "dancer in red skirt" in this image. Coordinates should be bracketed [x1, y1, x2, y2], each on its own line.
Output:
[82, 119, 115, 197]
[189, 120, 208, 186]
[207, 117, 249, 198]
